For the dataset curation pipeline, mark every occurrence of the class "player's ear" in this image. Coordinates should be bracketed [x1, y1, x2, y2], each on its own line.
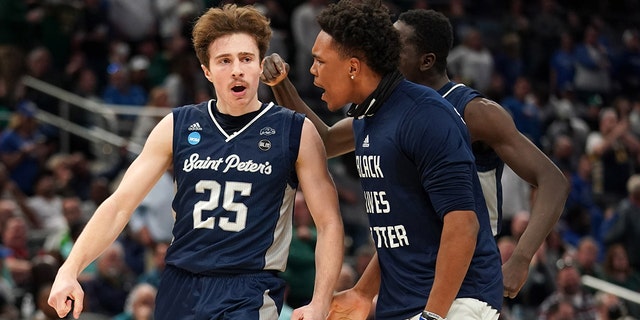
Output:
[420, 53, 436, 72]
[201, 64, 213, 82]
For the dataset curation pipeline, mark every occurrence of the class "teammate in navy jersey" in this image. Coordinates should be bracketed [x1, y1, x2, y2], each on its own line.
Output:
[268, 1, 503, 319]
[47, 4, 344, 320]
[261, 8, 569, 303]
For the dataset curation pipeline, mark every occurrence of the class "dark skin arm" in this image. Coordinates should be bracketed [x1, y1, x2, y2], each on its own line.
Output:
[327, 210, 478, 320]
[464, 97, 569, 297]
[327, 253, 379, 319]
[261, 54, 354, 158]
[426, 210, 479, 316]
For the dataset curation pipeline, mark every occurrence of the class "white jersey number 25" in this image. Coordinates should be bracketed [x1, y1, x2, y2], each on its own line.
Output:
[193, 180, 251, 232]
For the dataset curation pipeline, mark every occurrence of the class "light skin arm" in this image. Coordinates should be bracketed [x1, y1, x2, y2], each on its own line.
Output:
[292, 119, 345, 319]
[48, 114, 174, 319]
[262, 53, 355, 158]
[465, 98, 569, 298]
[426, 210, 478, 317]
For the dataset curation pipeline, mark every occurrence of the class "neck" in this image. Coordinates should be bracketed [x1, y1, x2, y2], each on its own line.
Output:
[353, 70, 382, 105]
[417, 72, 450, 92]
[431, 75, 451, 92]
[215, 99, 262, 116]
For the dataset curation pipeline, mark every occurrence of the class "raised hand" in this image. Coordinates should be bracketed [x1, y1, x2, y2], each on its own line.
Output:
[261, 53, 290, 87]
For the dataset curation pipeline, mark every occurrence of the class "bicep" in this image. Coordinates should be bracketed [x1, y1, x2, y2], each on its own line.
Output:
[403, 110, 476, 216]
[443, 210, 479, 235]
[109, 115, 173, 213]
[466, 99, 562, 186]
[296, 120, 340, 224]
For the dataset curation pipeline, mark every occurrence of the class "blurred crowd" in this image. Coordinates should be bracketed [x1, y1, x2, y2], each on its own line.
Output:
[0, 0, 640, 319]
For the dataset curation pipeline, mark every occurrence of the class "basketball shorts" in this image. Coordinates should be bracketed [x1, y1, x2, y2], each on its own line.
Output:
[407, 298, 499, 320]
[155, 265, 286, 320]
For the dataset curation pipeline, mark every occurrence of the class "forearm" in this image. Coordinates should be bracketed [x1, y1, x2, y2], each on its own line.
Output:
[312, 221, 345, 311]
[353, 252, 381, 300]
[272, 78, 354, 158]
[513, 169, 568, 262]
[426, 212, 478, 317]
[272, 78, 330, 136]
[59, 197, 131, 276]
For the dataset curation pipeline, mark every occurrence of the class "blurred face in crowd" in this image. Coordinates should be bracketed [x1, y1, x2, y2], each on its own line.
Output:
[557, 266, 581, 295]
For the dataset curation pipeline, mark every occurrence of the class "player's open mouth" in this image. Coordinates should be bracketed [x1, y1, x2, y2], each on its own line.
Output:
[232, 85, 246, 92]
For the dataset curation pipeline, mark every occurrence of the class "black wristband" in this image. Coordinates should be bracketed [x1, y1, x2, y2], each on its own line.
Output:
[420, 311, 445, 320]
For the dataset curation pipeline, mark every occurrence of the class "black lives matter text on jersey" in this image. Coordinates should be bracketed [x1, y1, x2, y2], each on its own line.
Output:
[370, 225, 409, 248]
[364, 191, 390, 214]
[355, 155, 384, 178]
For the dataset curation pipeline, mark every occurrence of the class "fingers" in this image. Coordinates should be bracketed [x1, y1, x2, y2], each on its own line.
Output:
[72, 293, 85, 319]
[503, 290, 517, 299]
[503, 285, 520, 299]
[49, 290, 84, 319]
[49, 295, 70, 319]
[290, 308, 304, 320]
[48, 291, 63, 317]
[261, 53, 289, 86]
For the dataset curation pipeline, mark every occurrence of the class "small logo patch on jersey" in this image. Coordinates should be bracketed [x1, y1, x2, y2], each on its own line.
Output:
[188, 132, 201, 145]
[188, 122, 203, 131]
[362, 135, 370, 148]
[260, 127, 276, 136]
[258, 139, 271, 151]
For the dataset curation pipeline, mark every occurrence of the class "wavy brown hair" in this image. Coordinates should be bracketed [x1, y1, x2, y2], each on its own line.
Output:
[192, 4, 272, 68]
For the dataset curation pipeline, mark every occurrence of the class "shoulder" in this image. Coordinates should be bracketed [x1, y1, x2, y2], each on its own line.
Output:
[397, 80, 440, 99]
[173, 101, 209, 113]
[171, 101, 210, 124]
[464, 97, 509, 121]
[268, 103, 306, 127]
[393, 81, 452, 114]
[392, 88, 467, 142]
[269, 103, 299, 116]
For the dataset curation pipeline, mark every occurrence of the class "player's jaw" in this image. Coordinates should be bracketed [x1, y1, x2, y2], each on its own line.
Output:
[314, 80, 349, 112]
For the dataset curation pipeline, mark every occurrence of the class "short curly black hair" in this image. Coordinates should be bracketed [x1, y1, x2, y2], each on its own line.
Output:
[316, 0, 399, 76]
[397, 9, 453, 74]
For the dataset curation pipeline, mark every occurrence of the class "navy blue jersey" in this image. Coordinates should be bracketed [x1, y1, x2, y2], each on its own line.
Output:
[353, 80, 503, 319]
[439, 81, 504, 235]
[168, 100, 304, 274]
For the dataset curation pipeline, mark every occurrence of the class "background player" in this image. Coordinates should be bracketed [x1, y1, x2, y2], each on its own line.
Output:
[47, 4, 344, 320]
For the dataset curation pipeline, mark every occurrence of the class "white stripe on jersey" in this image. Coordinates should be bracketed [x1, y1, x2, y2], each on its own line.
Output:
[478, 169, 499, 236]
[441, 83, 466, 98]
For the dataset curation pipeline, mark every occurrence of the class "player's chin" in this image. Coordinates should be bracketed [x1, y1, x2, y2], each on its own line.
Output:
[320, 93, 337, 111]
[325, 100, 346, 113]
[324, 103, 337, 112]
